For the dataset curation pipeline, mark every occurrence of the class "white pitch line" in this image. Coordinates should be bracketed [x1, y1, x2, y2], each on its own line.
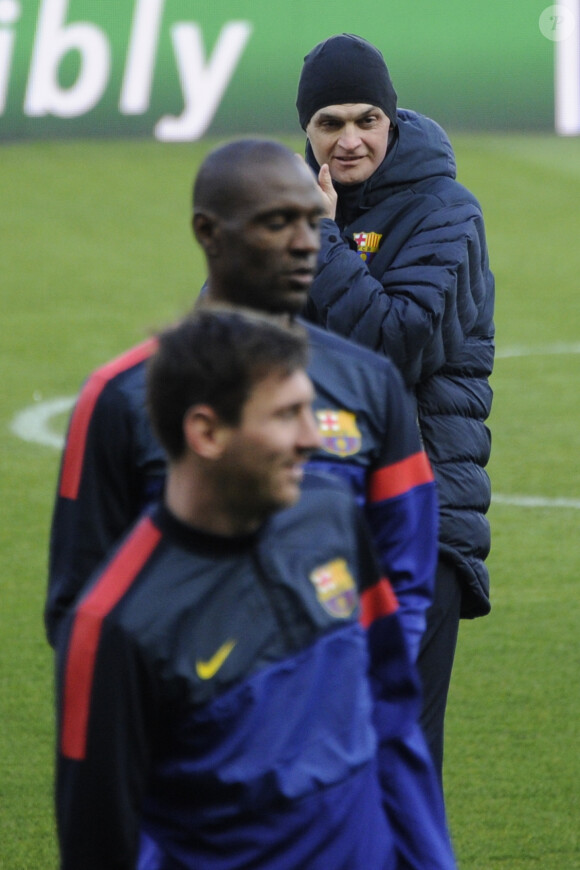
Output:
[9, 402, 580, 511]
[492, 493, 580, 510]
[9, 396, 75, 449]
[492, 342, 580, 507]
[8, 340, 580, 511]
[496, 342, 580, 359]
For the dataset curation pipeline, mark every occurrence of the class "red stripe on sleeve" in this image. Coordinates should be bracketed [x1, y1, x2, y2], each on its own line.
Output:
[367, 451, 434, 504]
[359, 578, 399, 629]
[60, 516, 162, 760]
[59, 338, 159, 501]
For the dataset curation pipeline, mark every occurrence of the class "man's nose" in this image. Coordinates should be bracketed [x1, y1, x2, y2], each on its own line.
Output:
[338, 124, 361, 150]
[298, 408, 323, 452]
[290, 220, 320, 253]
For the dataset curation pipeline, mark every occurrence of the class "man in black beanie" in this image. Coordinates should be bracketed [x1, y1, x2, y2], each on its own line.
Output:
[296, 33, 495, 782]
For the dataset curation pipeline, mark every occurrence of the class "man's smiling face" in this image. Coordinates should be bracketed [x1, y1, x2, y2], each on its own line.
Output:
[306, 103, 390, 185]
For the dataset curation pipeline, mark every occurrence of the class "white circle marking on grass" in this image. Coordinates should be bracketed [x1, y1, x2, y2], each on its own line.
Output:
[8, 342, 580, 508]
[10, 396, 75, 449]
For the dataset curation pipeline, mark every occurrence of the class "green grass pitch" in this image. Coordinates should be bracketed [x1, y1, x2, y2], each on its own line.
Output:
[1, 133, 579, 868]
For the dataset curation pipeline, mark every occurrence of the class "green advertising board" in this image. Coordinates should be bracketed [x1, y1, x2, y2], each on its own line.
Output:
[0, 0, 561, 141]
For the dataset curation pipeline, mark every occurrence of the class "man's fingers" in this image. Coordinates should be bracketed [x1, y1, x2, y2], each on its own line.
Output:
[318, 163, 333, 193]
[318, 164, 337, 219]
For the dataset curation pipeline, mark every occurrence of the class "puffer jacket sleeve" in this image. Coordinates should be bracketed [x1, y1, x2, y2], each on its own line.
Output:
[306, 195, 493, 388]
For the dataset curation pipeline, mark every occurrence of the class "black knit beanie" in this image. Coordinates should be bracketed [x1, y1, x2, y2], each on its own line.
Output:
[296, 34, 397, 130]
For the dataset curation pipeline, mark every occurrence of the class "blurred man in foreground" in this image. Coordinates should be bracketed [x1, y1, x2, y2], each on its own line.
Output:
[55, 307, 456, 869]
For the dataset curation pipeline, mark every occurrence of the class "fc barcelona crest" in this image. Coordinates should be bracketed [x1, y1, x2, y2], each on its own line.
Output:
[310, 558, 358, 618]
[315, 409, 362, 457]
[352, 231, 383, 265]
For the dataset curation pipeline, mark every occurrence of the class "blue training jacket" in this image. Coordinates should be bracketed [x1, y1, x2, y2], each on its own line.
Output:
[56, 475, 456, 869]
[47, 320, 438, 658]
[304, 110, 495, 618]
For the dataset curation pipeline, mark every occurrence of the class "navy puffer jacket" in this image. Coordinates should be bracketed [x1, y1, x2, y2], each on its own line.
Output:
[304, 109, 495, 618]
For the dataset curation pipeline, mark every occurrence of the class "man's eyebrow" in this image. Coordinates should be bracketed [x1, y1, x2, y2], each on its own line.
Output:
[256, 204, 324, 220]
[315, 107, 379, 123]
[314, 112, 343, 123]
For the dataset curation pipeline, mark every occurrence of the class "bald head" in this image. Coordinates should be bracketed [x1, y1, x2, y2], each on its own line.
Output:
[193, 139, 316, 218]
[192, 139, 324, 315]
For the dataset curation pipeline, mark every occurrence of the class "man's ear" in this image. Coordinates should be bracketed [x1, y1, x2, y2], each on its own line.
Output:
[192, 211, 220, 258]
[183, 404, 231, 459]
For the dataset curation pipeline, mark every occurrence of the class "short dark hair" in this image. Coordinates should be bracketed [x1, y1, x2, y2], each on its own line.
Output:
[147, 306, 309, 460]
[193, 139, 304, 216]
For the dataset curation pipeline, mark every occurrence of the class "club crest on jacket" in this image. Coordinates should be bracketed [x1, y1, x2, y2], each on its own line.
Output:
[315, 409, 362, 457]
[352, 231, 383, 264]
[309, 558, 357, 618]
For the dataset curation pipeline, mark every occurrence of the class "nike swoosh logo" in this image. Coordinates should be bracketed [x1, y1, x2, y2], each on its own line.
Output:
[196, 639, 237, 680]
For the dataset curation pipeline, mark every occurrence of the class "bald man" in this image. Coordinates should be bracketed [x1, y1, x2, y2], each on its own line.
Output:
[47, 140, 437, 665]
[48, 140, 456, 869]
